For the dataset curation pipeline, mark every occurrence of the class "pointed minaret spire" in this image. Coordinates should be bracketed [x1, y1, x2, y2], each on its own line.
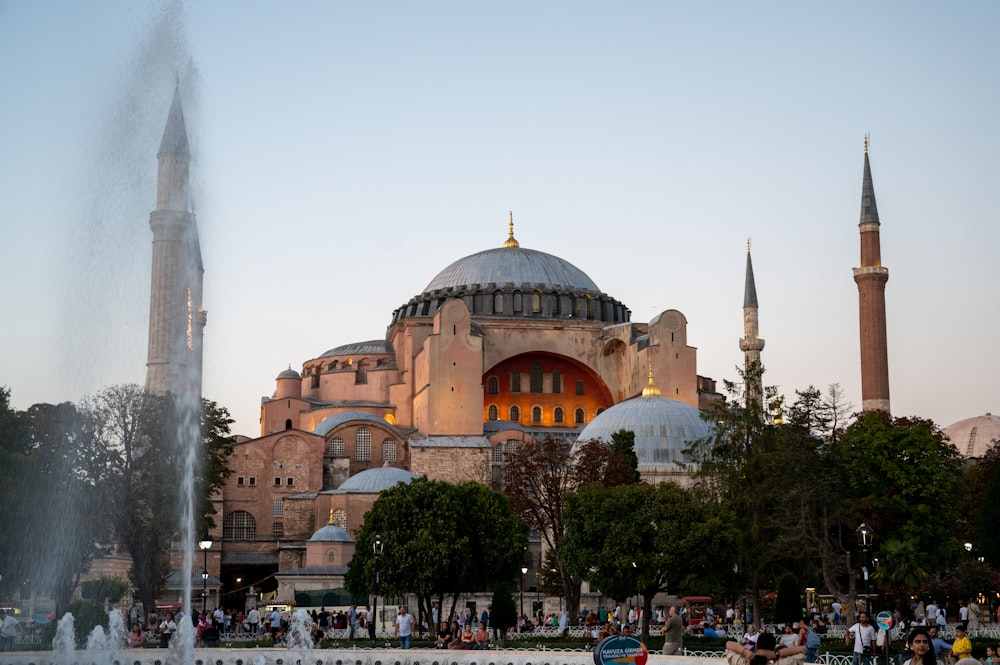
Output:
[503, 211, 520, 248]
[853, 137, 891, 413]
[739, 239, 765, 404]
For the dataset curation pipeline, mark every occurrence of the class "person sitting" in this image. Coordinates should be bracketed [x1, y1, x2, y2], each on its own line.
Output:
[473, 623, 490, 650]
[128, 624, 145, 648]
[435, 621, 452, 648]
[727, 631, 807, 665]
[461, 624, 474, 647]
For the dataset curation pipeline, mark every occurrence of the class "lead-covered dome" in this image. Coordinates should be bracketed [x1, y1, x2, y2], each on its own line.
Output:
[573, 394, 710, 467]
[424, 246, 601, 293]
[391, 223, 631, 325]
[944, 413, 1000, 458]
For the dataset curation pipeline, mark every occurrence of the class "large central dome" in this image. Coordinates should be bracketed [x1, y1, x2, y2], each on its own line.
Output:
[390, 221, 631, 325]
[424, 246, 601, 293]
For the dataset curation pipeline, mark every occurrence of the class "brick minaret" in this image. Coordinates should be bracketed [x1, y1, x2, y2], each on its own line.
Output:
[739, 240, 765, 404]
[145, 83, 206, 397]
[852, 136, 890, 413]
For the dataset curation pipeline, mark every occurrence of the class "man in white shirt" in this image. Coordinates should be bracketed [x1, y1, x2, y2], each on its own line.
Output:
[395, 606, 414, 649]
[846, 611, 876, 665]
[212, 607, 225, 630]
[925, 602, 939, 625]
[0, 610, 19, 651]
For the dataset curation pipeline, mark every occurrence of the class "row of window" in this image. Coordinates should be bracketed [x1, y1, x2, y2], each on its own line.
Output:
[222, 508, 349, 541]
[236, 476, 296, 487]
[488, 404, 601, 424]
[327, 429, 398, 461]
[486, 368, 585, 395]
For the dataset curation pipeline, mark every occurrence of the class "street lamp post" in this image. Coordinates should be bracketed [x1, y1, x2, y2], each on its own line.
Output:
[520, 566, 528, 623]
[856, 523, 875, 617]
[371, 535, 384, 647]
[199, 537, 213, 615]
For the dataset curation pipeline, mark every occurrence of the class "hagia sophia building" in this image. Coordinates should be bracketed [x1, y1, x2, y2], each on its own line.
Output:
[144, 86, 998, 610]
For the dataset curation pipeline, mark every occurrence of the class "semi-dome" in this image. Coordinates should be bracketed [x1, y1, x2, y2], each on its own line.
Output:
[573, 393, 710, 467]
[314, 411, 395, 437]
[944, 413, 1000, 458]
[308, 523, 353, 543]
[424, 246, 601, 294]
[333, 466, 418, 493]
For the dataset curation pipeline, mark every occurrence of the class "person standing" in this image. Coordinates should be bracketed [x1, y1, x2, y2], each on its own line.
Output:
[395, 606, 414, 649]
[969, 600, 981, 633]
[846, 611, 876, 665]
[661, 606, 683, 656]
[348, 604, 358, 640]
[247, 606, 260, 635]
[158, 611, 177, 649]
[270, 607, 282, 639]
[0, 610, 19, 652]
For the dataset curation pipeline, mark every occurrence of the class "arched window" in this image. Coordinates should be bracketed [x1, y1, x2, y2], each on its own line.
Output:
[382, 439, 397, 462]
[532, 406, 542, 423]
[511, 371, 521, 393]
[329, 437, 345, 457]
[223, 511, 256, 540]
[552, 371, 562, 394]
[487, 376, 500, 394]
[355, 363, 368, 384]
[530, 362, 543, 393]
[327, 550, 336, 563]
[596, 407, 605, 416]
[333, 509, 348, 529]
[509, 405, 520, 422]
[532, 291, 542, 313]
[355, 428, 372, 461]
[284, 418, 293, 430]
[554, 407, 564, 424]
[574, 408, 585, 424]
[488, 404, 499, 420]
[494, 290, 504, 313]
[576, 380, 585, 395]
[272, 499, 284, 517]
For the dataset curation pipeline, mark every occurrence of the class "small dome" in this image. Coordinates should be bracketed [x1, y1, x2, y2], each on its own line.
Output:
[573, 394, 709, 467]
[276, 368, 301, 380]
[334, 466, 418, 493]
[424, 246, 601, 294]
[309, 524, 353, 543]
[944, 413, 1000, 458]
[314, 411, 394, 437]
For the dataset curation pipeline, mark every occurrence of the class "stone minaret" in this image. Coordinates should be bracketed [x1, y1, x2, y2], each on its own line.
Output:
[145, 83, 206, 397]
[852, 136, 890, 413]
[739, 240, 765, 404]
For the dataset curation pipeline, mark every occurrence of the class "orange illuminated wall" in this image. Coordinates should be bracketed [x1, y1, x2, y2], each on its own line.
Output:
[483, 352, 613, 427]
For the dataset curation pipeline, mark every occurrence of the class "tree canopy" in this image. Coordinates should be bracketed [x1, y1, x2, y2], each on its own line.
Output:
[345, 477, 528, 628]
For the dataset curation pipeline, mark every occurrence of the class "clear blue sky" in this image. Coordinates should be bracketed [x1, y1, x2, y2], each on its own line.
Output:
[2, 1, 997, 437]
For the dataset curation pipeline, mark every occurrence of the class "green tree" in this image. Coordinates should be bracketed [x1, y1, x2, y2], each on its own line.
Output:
[871, 538, 929, 611]
[0, 398, 106, 614]
[608, 429, 641, 485]
[488, 581, 518, 645]
[978, 468, 1000, 567]
[83, 385, 235, 615]
[80, 576, 131, 604]
[562, 482, 739, 640]
[774, 573, 801, 624]
[501, 436, 636, 621]
[838, 412, 964, 576]
[345, 478, 527, 629]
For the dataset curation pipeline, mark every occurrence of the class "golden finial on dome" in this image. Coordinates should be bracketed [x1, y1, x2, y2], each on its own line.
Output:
[864, 134, 869, 155]
[503, 211, 520, 248]
[747, 237, 751, 252]
[641, 360, 661, 397]
[328, 508, 335, 524]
